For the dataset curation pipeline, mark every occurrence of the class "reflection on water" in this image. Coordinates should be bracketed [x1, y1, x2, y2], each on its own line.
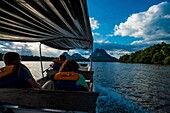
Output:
[0, 61, 169, 112]
[21, 61, 51, 80]
[93, 62, 170, 113]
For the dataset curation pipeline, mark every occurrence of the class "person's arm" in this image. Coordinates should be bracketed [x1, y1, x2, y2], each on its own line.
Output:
[21, 65, 41, 88]
[27, 78, 41, 88]
[50, 63, 54, 67]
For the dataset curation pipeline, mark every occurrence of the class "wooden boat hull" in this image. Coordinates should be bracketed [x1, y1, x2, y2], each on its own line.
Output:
[0, 88, 98, 113]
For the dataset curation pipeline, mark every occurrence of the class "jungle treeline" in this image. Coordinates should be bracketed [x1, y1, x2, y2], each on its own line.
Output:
[119, 42, 170, 65]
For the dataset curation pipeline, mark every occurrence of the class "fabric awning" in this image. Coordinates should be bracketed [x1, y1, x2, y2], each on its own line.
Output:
[0, 0, 93, 50]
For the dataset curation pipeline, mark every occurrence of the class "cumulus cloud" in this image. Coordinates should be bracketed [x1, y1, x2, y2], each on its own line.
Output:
[107, 49, 131, 59]
[0, 41, 66, 57]
[92, 32, 110, 44]
[0, 41, 91, 58]
[163, 15, 170, 19]
[114, 2, 170, 44]
[92, 32, 101, 37]
[106, 34, 114, 37]
[0, 41, 33, 55]
[89, 17, 100, 30]
[94, 39, 111, 44]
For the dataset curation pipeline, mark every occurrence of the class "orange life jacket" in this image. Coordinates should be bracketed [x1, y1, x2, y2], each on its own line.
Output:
[0, 65, 15, 78]
[54, 72, 80, 80]
[54, 72, 84, 90]
[0, 64, 31, 88]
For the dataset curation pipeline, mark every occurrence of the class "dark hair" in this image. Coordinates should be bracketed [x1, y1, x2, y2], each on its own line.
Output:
[59, 54, 66, 61]
[2, 52, 21, 65]
[59, 60, 79, 72]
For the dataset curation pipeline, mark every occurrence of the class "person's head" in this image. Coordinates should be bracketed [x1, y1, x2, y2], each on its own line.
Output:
[59, 60, 79, 72]
[59, 54, 66, 61]
[2, 52, 21, 65]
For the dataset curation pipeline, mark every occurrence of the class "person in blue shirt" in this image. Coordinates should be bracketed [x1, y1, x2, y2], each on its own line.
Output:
[0, 52, 41, 88]
[50, 54, 66, 71]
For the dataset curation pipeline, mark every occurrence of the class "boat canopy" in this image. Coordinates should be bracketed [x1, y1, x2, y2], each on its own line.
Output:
[0, 0, 93, 50]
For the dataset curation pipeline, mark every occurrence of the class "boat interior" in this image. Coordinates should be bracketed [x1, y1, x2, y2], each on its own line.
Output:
[0, 0, 99, 112]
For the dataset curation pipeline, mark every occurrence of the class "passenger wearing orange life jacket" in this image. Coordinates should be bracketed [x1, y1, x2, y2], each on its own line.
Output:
[54, 60, 89, 91]
[0, 52, 41, 88]
[50, 54, 66, 71]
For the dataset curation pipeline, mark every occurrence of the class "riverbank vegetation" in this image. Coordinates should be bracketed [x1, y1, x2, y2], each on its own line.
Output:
[119, 42, 170, 65]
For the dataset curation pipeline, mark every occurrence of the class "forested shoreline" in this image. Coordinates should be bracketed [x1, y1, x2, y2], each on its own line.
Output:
[119, 42, 170, 65]
[0, 54, 54, 61]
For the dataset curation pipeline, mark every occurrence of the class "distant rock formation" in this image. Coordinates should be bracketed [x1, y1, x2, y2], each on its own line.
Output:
[71, 53, 87, 61]
[91, 48, 118, 62]
[62, 52, 87, 61]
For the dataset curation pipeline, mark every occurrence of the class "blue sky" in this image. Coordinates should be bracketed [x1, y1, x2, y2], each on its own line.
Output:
[0, 0, 170, 58]
[87, 0, 170, 58]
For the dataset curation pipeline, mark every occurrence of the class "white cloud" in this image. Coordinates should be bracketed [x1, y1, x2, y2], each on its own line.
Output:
[163, 15, 170, 18]
[92, 32, 109, 44]
[0, 41, 67, 57]
[130, 40, 169, 46]
[0, 41, 92, 58]
[114, 2, 170, 44]
[107, 49, 131, 59]
[106, 34, 114, 37]
[105, 41, 111, 44]
[89, 17, 100, 30]
[94, 40, 104, 44]
[94, 39, 111, 44]
[92, 32, 100, 36]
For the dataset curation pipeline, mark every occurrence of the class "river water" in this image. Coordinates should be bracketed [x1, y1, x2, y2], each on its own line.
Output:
[0, 61, 169, 113]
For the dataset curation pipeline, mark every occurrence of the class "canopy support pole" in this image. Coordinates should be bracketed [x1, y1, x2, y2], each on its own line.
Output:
[90, 46, 93, 82]
[39, 43, 44, 82]
[90, 48, 93, 71]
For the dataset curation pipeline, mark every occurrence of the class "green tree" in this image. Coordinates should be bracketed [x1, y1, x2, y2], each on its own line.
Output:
[127, 53, 137, 63]
[119, 42, 170, 65]
[163, 56, 170, 64]
[151, 51, 165, 64]
[119, 54, 129, 62]
[161, 46, 170, 56]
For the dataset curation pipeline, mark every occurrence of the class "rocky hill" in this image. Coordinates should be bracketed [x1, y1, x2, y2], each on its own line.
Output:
[91, 48, 118, 62]
[62, 52, 87, 61]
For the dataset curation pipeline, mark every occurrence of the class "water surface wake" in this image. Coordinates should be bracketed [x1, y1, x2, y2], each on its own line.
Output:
[94, 84, 147, 113]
